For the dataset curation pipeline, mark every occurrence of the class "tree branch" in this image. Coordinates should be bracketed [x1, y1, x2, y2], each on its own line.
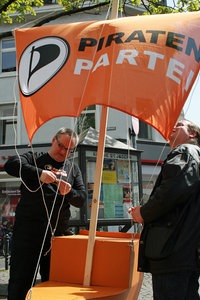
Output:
[33, 1, 110, 27]
[0, 1, 110, 38]
[0, 0, 16, 14]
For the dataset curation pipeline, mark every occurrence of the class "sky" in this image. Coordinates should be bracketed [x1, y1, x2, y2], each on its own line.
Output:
[165, 1, 200, 127]
[183, 73, 200, 127]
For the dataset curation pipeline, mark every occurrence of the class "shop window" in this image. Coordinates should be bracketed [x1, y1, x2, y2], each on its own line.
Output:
[138, 120, 152, 140]
[43, 0, 58, 3]
[0, 180, 21, 226]
[0, 104, 17, 145]
[86, 150, 140, 221]
[1, 39, 16, 73]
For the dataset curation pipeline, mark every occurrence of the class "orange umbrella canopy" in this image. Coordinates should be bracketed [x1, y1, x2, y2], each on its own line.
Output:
[15, 11, 200, 142]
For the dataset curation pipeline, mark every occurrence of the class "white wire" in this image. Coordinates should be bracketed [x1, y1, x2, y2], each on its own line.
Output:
[12, 49, 80, 299]
[125, 114, 135, 239]
[11, 3, 114, 297]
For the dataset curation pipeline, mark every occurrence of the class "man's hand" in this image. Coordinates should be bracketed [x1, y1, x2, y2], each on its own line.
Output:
[56, 179, 71, 195]
[128, 206, 144, 224]
[40, 170, 57, 184]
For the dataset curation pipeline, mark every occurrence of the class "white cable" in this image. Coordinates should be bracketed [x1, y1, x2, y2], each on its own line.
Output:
[12, 3, 114, 295]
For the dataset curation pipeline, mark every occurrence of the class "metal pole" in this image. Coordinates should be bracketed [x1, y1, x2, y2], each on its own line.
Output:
[4, 234, 9, 270]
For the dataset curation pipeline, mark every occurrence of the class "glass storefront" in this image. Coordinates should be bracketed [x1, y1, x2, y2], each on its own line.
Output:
[0, 128, 142, 231]
[0, 177, 21, 226]
[85, 150, 141, 221]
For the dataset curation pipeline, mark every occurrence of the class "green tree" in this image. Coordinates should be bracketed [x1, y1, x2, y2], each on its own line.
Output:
[0, 0, 200, 25]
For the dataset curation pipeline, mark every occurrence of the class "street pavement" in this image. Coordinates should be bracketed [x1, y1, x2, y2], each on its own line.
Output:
[3, 257, 200, 300]
[0, 256, 153, 299]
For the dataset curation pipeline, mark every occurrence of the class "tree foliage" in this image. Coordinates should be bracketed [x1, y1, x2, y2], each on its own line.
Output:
[0, 0, 43, 23]
[0, 0, 199, 24]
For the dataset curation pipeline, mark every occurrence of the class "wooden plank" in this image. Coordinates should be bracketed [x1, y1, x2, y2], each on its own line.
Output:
[83, 0, 119, 286]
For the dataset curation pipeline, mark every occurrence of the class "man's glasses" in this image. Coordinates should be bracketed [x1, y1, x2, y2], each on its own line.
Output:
[55, 135, 75, 153]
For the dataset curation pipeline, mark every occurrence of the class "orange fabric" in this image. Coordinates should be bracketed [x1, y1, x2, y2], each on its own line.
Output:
[15, 12, 200, 142]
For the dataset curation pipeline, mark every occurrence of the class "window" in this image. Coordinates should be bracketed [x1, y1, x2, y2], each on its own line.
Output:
[1, 39, 16, 73]
[0, 179, 21, 226]
[0, 104, 17, 145]
[76, 105, 96, 134]
[138, 120, 152, 140]
[43, 0, 58, 3]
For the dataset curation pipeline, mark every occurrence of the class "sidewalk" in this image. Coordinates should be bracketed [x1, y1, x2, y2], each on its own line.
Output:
[0, 256, 153, 299]
[0, 257, 8, 299]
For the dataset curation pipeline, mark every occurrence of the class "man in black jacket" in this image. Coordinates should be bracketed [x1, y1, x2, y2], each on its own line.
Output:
[129, 119, 200, 300]
[4, 128, 86, 300]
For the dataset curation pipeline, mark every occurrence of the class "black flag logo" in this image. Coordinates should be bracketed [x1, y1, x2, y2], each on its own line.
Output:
[19, 37, 70, 96]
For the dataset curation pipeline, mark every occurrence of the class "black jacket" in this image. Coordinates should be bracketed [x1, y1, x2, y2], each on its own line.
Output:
[4, 151, 86, 235]
[138, 144, 200, 274]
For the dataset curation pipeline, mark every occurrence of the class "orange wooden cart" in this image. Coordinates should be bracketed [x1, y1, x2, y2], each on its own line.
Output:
[26, 230, 143, 300]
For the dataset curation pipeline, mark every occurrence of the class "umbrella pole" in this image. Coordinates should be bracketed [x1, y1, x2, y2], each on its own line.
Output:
[83, 0, 119, 286]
